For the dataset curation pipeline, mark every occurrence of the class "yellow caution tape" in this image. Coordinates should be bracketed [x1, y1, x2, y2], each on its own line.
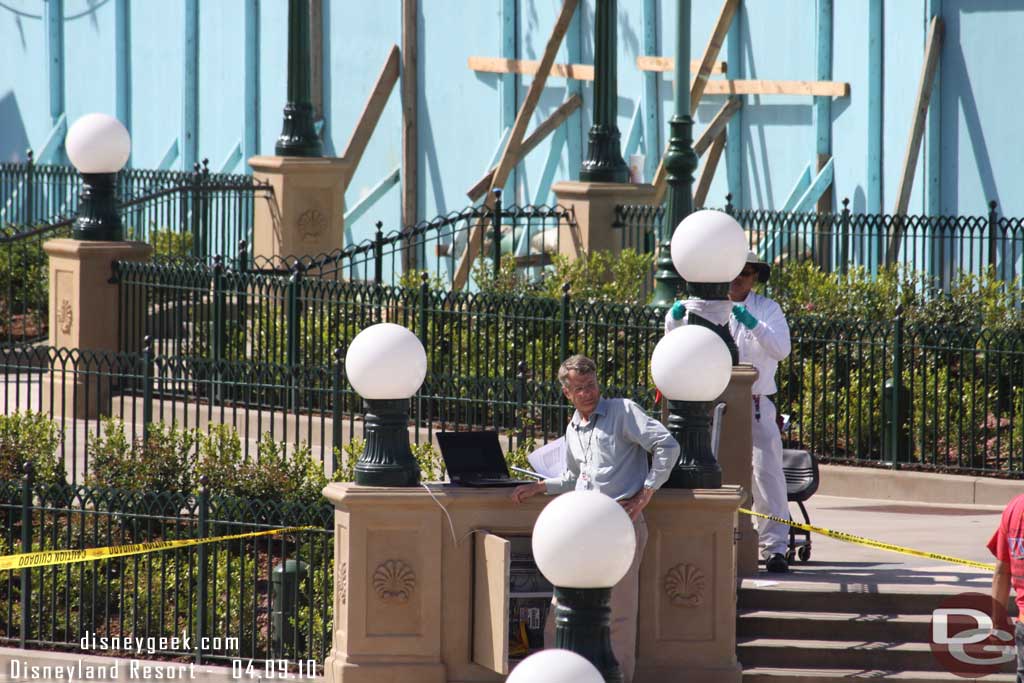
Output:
[0, 526, 319, 572]
[739, 508, 996, 571]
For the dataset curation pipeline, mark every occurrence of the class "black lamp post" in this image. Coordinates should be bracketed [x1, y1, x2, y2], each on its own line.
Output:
[276, 0, 322, 157]
[580, 0, 629, 183]
[652, 0, 695, 306]
[532, 491, 637, 683]
[65, 114, 132, 241]
[345, 323, 426, 487]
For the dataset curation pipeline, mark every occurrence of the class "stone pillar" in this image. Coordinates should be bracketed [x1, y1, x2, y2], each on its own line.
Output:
[248, 156, 352, 261]
[552, 181, 658, 259]
[717, 364, 758, 578]
[322, 484, 742, 682]
[42, 238, 153, 418]
[635, 487, 744, 683]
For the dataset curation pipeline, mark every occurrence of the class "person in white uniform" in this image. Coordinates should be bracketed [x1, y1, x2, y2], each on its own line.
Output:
[664, 250, 793, 572]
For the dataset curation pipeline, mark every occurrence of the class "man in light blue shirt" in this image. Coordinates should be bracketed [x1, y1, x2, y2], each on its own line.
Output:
[512, 354, 679, 683]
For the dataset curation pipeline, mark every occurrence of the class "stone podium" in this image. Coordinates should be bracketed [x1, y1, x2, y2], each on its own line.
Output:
[551, 181, 658, 258]
[321, 484, 743, 683]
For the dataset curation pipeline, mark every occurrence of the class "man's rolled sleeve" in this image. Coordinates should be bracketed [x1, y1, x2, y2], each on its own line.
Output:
[543, 442, 579, 494]
[623, 400, 680, 490]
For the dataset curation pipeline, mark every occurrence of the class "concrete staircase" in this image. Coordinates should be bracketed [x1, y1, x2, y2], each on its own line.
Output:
[737, 579, 1017, 681]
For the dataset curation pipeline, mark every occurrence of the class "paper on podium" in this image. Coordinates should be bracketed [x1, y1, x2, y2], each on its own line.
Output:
[527, 437, 567, 479]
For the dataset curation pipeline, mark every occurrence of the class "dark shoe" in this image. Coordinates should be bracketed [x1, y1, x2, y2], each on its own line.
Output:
[765, 553, 789, 573]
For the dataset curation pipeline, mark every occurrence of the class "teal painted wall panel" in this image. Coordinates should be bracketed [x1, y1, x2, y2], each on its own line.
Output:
[419, 0, 502, 219]
[257, 0, 287, 158]
[327, 0, 402, 243]
[739, 0, 816, 210]
[882, 0, 926, 215]
[64, 2, 118, 129]
[0, 6, 52, 161]
[939, 2, 1024, 217]
[197, 0, 247, 172]
[832, 1, 871, 213]
[129, 2, 184, 168]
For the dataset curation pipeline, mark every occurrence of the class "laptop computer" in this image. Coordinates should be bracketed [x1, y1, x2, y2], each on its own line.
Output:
[436, 431, 536, 488]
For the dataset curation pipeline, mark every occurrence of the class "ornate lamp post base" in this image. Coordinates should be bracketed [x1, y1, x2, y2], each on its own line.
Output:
[665, 399, 722, 489]
[553, 586, 622, 683]
[275, 102, 322, 158]
[354, 398, 421, 486]
[580, 126, 629, 184]
[73, 173, 123, 241]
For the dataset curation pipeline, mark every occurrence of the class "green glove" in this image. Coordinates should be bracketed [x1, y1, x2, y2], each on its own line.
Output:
[732, 304, 758, 330]
[670, 300, 686, 320]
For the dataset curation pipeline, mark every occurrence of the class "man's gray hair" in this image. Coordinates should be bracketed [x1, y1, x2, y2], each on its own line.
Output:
[558, 354, 597, 388]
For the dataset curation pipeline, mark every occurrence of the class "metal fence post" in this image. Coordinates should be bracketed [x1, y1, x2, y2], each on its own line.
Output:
[332, 347, 344, 475]
[559, 283, 570, 363]
[884, 308, 910, 464]
[839, 198, 851, 275]
[200, 160, 211, 258]
[515, 360, 527, 449]
[724, 193, 734, 216]
[20, 461, 33, 649]
[190, 163, 202, 258]
[24, 150, 34, 227]
[491, 188, 503, 278]
[196, 475, 209, 665]
[286, 263, 303, 368]
[142, 336, 153, 446]
[988, 200, 1000, 275]
[373, 221, 384, 286]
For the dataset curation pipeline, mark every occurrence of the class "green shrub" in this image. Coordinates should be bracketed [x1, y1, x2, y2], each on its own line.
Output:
[87, 417, 197, 495]
[0, 410, 65, 487]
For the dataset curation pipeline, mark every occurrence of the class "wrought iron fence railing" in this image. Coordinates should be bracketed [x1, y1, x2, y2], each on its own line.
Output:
[0, 162, 269, 345]
[0, 472, 332, 667]
[244, 198, 575, 290]
[615, 198, 1024, 289]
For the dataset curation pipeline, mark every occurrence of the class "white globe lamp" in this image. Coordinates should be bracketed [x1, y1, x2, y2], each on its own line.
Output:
[64, 113, 132, 241]
[507, 649, 603, 683]
[345, 323, 427, 486]
[652, 326, 733, 489]
[532, 490, 636, 680]
[670, 209, 747, 284]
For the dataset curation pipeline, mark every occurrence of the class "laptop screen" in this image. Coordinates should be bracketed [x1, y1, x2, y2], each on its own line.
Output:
[436, 431, 510, 480]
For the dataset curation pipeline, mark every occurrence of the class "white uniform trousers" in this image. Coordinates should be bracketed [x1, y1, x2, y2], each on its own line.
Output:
[751, 395, 790, 556]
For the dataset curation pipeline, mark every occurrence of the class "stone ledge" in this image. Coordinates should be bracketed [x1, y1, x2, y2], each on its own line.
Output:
[818, 463, 1020, 506]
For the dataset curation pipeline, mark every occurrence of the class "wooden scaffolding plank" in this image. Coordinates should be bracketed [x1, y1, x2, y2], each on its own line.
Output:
[466, 95, 582, 202]
[635, 56, 727, 74]
[453, 0, 579, 290]
[702, 79, 849, 97]
[888, 15, 944, 262]
[653, 97, 740, 205]
[342, 44, 401, 181]
[691, 0, 740, 115]
[401, 0, 418, 270]
[694, 131, 726, 208]
[469, 56, 593, 81]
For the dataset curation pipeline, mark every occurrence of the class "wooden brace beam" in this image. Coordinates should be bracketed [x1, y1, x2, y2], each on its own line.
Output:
[888, 15, 944, 262]
[691, 0, 740, 114]
[343, 44, 401, 186]
[694, 131, 726, 208]
[453, 0, 579, 290]
[470, 55, 726, 80]
[466, 95, 582, 202]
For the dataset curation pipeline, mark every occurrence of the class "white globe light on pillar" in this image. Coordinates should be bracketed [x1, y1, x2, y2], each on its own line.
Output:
[669, 208, 748, 364]
[652, 325, 733, 489]
[345, 323, 427, 486]
[65, 113, 132, 241]
[507, 649, 604, 683]
[532, 491, 636, 682]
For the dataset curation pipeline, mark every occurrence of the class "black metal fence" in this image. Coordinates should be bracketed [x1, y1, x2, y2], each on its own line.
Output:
[0, 469, 333, 667]
[0, 162, 269, 345]
[615, 198, 1024, 289]
[246, 195, 575, 290]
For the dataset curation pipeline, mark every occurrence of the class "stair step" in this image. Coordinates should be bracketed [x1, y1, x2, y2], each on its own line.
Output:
[737, 638, 1016, 672]
[737, 610, 931, 642]
[739, 587, 956, 615]
[742, 667, 1017, 682]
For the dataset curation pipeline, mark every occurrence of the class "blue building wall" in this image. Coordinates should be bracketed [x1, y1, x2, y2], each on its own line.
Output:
[2, 0, 1023, 250]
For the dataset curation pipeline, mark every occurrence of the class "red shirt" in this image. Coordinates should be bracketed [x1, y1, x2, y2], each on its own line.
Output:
[987, 494, 1024, 614]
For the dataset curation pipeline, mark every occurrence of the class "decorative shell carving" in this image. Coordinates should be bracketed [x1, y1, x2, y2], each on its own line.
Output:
[58, 299, 73, 335]
[663, 563, 706, 608]
[297, 208, 327, 241]
[337, 562, 348, 605]
[372, 559, 416, 604]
